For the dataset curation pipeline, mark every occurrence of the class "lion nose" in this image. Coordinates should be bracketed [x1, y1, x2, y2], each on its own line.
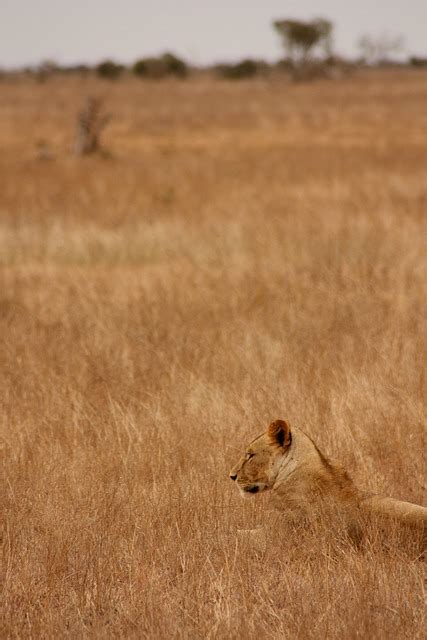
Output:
[230, 473, 237, 481]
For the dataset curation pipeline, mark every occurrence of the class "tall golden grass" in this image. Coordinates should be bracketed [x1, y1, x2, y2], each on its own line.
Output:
[1, 70, 426, 638]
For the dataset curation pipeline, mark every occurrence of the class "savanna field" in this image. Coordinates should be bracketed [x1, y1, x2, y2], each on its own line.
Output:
[1, 69, 426, 638]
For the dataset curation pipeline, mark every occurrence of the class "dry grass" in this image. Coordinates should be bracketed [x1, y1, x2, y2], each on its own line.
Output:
[1, 69, 426, 638]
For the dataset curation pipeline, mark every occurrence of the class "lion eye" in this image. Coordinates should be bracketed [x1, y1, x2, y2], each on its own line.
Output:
[246, 453, 254, 461]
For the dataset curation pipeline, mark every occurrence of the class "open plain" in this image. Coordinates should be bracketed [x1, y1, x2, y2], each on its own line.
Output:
[1, 69, 426, 638]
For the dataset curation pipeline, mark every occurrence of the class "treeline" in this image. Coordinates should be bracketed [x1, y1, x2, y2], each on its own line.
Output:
[4, 18, 427, 82]
[13, 53, 427, 84]
[16, 53, 189, 81]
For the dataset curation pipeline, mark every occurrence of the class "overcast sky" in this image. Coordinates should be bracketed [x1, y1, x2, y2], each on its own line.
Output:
[2, 0, 426, 68]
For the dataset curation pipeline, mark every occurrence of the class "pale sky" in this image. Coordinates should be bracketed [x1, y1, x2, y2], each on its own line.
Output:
[2, 0, 426, 68]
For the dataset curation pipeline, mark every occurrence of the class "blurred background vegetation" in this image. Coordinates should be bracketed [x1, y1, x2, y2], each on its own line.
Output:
[3, 17, 426, 84]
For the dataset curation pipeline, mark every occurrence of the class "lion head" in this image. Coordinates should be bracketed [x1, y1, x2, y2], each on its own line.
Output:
[229, 419, 292, 496]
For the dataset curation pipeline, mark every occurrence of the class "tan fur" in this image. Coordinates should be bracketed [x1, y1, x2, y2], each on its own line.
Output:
[229, 420, 427, 538]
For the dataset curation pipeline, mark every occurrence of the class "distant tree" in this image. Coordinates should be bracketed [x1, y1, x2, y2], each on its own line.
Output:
[409, 56, 427, 68]
[273, 18, 333, 66]
[133, 53, 188, 79]
[132, 59, 149, 77]
[133, 57, 167, 79]
[358, 34, 404, 65]
[162, 53, 188, 77]
[96, 60, 124, 80]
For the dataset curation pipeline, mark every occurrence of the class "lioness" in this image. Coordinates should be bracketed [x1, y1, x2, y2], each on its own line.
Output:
[229, 419, 426, 541]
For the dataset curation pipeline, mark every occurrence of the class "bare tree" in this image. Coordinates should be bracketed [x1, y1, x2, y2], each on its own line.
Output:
[74, 97, 109, 156]
[358, 34, 404, 65]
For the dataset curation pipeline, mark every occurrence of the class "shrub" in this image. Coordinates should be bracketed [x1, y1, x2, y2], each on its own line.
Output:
[96, 60, 124, 80]
[409, 56, 427, 68]
[133, 57, 166, 79]
[216, 59, 260, 80]
[65, 64, 91, 75]
[276, 58, 295, 73]
[133, 53, 188, 79]
[162, 53, 188, 78]
[133, 59, 149, 77]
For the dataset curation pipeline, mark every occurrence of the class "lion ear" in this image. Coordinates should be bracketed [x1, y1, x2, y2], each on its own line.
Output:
[268, 420, 292, 448]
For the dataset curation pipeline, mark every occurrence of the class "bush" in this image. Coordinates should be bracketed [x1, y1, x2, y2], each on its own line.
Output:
[133, 53, 188, 79]
[96, 60, 124, 80]
[132, 59, 149, 77]
[276, 58, 295, 73]
[215, 59, 260, 80]
[133, 57, 166, 79]
[65, 64, 91, 75]
[162, 53, 188, 78]
[409, 57, 427, 68]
